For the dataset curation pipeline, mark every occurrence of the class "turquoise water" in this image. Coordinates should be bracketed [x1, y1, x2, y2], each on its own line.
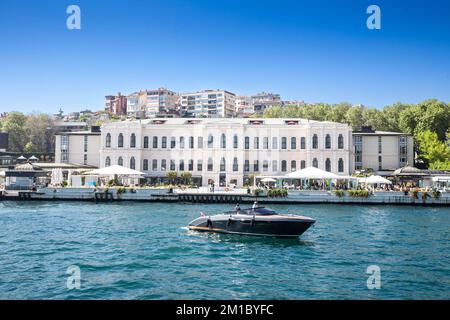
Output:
[0, 201, 449, 300]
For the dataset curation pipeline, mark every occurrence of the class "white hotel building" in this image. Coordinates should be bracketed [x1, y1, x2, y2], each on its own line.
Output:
[99, 118, 353, 187]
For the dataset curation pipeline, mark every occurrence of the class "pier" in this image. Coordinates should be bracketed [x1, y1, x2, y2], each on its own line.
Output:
[0, 187, 449, 206]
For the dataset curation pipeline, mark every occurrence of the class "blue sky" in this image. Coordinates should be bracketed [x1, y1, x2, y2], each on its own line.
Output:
[0, 0, 449, 113]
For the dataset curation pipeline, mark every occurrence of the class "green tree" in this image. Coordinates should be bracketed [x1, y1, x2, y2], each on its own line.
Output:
[417, 131, 450, 169]
[1, 112, 27, 152]
[166, 171, 178, 185]
[180, 172, 192, 185]
[345, 105, 365, 130]
[327, 103, 351, 123]
[25, 113, 55, 153]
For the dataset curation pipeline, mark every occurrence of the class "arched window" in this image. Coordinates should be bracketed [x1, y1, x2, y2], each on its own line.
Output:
[338, 158, 344, 172]
[152, 136, 158, 148]
[221, 134, 226, 149]
[312, 158, 318, 168]
[338, 134, 344, 149]
[291, 160, 296, 171]
[118, 156, 123, 166]
[197, 136, 203, 149]
[281, 160, 287, 172]
[220, 157, 226, 171]
[105, 133, 111, 148]
[189, 136, 194, 149]
[179, 159, 184, 171]
[170, 137, 176, 149]
[281, 137, 287, 149]
[208, 134, 214, 148]
[179, 136, 185, 149]
[130, 157, 136, 169]
[325, 134, 331, 149]
[144, 136, 149, 148]
[272, 137, 278, 149]
[272, 160, 278, 172]
[312, 134, 318, 149]
[301, 160, 306, 169]
[152, 159, 158, 171]
[188, 159, 194, 171]
[233, 157, 238, 171]
[130, 134, 136, 148]
[170, 160, 175, 171]
[291, 137, 297, 150]
[301, 137, 306, 149]
[207, 158, 213, 171]
[197, 160, 203, 171]
[244, 137, 250, 149]
[161, 159, 167, 171]
[118, 133, 124, 148]
[105, 156, 111, 167]
[162, 136, 167, 148]
[143, 159, 149, 171]
[325, 158, 331, 172]
[233, 135, 238, 149]
[263, 160, 269, 172]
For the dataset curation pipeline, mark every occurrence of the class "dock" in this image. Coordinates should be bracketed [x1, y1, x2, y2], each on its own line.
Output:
[1, 188, 449, 206]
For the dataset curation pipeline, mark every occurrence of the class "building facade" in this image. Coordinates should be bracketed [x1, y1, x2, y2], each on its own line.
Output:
[99, 118, 353, 187]
[352, 126, 414, 172]
[180, 90, 236, 118]
[55, 128, 101, 167]
[235, 96, 254, 117]
[126, 89, 179, 118]
[105, 93, 127, 115]
[251, 92, 281, 115]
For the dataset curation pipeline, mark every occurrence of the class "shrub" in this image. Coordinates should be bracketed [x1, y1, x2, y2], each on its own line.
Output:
[432, 190, 441, 199]
[334, 190, 345, 198]
[267, 188, 288, 198]
[348, 190, 369, 198]
[421, 191, 428, 201]
[253, 188, 264, 197]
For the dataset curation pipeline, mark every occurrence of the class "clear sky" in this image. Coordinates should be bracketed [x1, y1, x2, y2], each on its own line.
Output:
[0, 0, 449, 114]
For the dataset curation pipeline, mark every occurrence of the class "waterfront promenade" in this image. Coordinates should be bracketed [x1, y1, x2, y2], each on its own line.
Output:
[1, 187, 449, 206]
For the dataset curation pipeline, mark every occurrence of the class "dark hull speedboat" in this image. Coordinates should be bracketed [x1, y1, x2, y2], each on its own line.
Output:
[188, 207, 315, 238]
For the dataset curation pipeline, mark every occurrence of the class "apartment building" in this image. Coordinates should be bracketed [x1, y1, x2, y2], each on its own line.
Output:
[180, 90, 236, 118]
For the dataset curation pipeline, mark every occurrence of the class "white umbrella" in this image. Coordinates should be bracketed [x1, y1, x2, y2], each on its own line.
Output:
[261, 177, 276, 183]
[359, 175, 392, 184]
[285, 167, 339, 179]
[85, 165, 144, 176]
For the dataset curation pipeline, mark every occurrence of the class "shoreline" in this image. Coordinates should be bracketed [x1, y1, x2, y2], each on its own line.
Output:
[1, 187, 449, 206]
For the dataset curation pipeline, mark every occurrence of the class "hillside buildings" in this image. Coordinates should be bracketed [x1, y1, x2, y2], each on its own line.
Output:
[105, 93, 127, 115]
[180, 90, 236, 118]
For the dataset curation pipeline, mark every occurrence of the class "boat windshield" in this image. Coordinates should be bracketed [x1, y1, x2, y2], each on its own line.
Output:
[225, 207, 276, 215]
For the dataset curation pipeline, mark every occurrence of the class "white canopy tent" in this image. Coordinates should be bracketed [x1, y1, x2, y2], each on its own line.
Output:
[285, 167, 340, 179]
[261, 177, 276, 183]
[85, 165, 145, 176]
[359, 175, 392, 185]
[84, 165, 145, 187]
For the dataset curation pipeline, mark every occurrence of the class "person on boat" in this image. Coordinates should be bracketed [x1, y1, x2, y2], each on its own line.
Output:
[234, 203, 241, 212]
[252, 200, 258, 211]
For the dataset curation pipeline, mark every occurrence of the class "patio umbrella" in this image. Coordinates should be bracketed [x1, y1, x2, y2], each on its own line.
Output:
[17, 155, 26, 161]
[359, 175, 392, 184]
[285, 167, 339, 179]
[29, 155, 38, 162]
[261, 177, 276, 183]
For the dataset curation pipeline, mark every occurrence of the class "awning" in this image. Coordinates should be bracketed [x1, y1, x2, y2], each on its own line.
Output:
[85, 165, 145, 176]
[359, 175, 392, 184]
[284, 167, 340, 179]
